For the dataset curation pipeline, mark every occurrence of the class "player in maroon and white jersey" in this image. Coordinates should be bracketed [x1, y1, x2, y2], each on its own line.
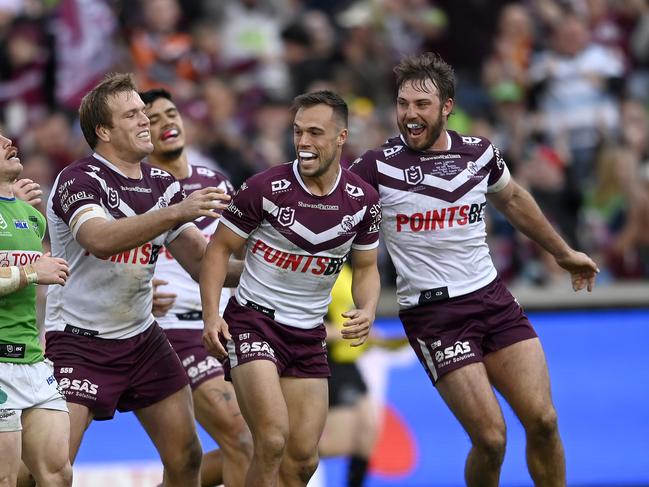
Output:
[350, 53, 599, 486]
[42, 74, 232, 487]
[201, 91, 382, 487]
[141, 88, 252, 487]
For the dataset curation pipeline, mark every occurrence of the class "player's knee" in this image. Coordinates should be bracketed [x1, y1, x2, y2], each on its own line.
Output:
[54, 462, 73, 487]
[294, 454, 319, 483]
[527, 408, 559, 440]
[164, 435, 203, 475]
[254, 428, 287, 463]
[473, 428, 507, 464]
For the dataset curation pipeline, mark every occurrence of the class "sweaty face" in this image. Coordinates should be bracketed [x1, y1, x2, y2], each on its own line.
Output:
[104, 91, 153, 161]
[397, 79, 449, 152]
[145, 97, 186, 161]
[0, 132, 22, 182]
[293, 104, 346, 180]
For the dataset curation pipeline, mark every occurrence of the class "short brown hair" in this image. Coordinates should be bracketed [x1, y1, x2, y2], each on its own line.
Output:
[291, 90, 348, 128]
[79, 73, 139, 149]
[394, 52, 456, 102]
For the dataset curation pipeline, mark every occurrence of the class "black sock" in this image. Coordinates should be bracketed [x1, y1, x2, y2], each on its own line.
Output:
[347, 455, 370, 487]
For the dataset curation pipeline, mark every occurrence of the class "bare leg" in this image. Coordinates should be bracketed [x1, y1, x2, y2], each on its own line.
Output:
[193, 375, 253, 487]
[278, 377, 328, 487]
[485, 338, 566, 487]
[135, 386, 202, 487]
[231, 360, 289, 487]
[21, 408, 72, 486]
[0, 430, 21, 487]
[435, 363, 507, 487]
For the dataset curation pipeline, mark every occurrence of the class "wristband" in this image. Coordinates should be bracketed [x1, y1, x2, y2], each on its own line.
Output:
[0, 266, 21, 295]
[23, 264, 39, 285]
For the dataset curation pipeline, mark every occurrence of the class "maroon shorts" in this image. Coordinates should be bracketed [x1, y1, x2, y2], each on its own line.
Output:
[45, 323, 189, 420]
[164, 328, 224, 390]
[221, 297, 330, 381]
[399, 277, 537, 385]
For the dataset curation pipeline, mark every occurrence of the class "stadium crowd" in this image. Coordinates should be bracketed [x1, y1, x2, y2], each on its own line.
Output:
[1, 0, 649, 286]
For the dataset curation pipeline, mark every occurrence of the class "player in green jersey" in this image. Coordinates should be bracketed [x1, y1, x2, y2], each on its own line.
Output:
[0, 131, 72, 487]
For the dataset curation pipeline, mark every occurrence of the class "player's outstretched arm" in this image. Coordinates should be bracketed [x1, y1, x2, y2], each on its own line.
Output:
[200, 224, 246, 359]
[0, 252, 69, 296]
[12, 178, 43, 206]
[488, 179, 599, 291]
[343, 248, 381, 347]
[76, 187, 230, 259]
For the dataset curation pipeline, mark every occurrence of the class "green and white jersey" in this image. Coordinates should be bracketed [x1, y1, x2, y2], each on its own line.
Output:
[0, 197, 46, 364]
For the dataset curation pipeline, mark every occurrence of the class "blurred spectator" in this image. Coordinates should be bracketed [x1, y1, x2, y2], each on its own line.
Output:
[582, 146, 647, 278]
[528, 13, 625, 188]
[129, 0, 196, 95]
[54, 0, 120, 111]
[483, 3, 533, 102]
[0, 17, 51, 138]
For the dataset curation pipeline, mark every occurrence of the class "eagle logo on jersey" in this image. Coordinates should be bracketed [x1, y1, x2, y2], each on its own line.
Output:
[277, 207, 295, 227]
[467, 161, 479, 176]
[340, 215, 355, 232]
[107, 187, 120, 209]
[404, 165, 424, 185]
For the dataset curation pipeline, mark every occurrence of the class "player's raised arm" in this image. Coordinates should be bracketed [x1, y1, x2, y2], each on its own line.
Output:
[487, 179, 599, 291]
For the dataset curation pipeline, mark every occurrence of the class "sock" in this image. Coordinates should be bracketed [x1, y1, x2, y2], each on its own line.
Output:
[347, 455, 370, 487]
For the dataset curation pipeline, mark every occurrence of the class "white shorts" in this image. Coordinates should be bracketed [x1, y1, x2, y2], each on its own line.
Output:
[0, 360, 68, 432]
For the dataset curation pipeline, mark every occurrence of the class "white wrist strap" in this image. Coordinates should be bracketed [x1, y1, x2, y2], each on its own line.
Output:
[0, 266, 22, 295]
[23, 264, 38, 285]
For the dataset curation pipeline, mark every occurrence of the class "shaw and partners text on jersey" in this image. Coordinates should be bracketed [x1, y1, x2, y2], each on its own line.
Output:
[396, 202, 486, 232]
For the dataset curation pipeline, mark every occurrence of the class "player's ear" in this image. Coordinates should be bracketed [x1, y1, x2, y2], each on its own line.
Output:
[96, 125, 110, 143]
[442, 98, 454, 118]
[337, 128, 348, 146]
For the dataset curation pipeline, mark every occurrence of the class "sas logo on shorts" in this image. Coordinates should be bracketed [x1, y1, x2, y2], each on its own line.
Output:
[187, 357, 221, 379]
[240, 341, 275, 358]
[58, 378, 99, 396]
[434, 341, 472, 363]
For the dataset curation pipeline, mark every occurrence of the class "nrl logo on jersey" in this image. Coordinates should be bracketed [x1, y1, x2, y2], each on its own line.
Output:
[345, 183, 364, 198]
[107, 187, 120, 209]
[404, 165, 424, 185]
[271, 179, 291, 193]
[383, 145, 403, 158]
[277, 207, 295, 227]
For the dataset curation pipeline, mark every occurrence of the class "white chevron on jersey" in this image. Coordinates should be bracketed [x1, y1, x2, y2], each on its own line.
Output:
[262, 197, 367, 245]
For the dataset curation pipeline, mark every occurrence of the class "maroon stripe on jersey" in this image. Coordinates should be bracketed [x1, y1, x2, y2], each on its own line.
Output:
[377, 168, 489, 203]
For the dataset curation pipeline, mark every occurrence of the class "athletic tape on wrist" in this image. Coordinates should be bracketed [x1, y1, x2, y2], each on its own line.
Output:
[24, 264, 38, 285]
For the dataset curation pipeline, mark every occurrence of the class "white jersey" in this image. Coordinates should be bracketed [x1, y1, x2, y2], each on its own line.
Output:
[350, 130, 510, 309]
[154, 164, 234, 330]
[220, 161, 381, 329]
[45, 154, 192, 339]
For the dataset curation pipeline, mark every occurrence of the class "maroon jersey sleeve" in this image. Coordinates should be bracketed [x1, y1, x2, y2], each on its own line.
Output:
[51, 166, 104, 225]
[352, 185, 381, 250]
[349, 152, 380, 191]
[486, 144, 510, 188]
[218, 175, 264, 238]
